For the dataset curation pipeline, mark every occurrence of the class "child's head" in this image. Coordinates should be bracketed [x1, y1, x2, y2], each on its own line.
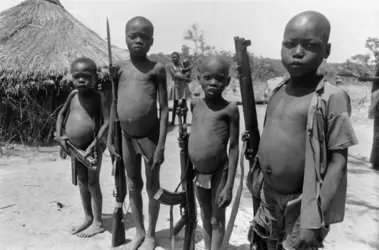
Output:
[198, 56, 230, 98]
[171, 52, 180, 64]
[281, 11, 331, 77]
[182, 58, 190, 68]
[70, 57, 97, 91]
[125, 16, 154, 57]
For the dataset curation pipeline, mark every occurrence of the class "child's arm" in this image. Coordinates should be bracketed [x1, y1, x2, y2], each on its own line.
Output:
[153, 63, 169, 169]
[84, 92, 110, 157]
[320, 148, 347, 212]
[55, 89, 78, 148]
[168, 64, 188, 81]
[218, 103, 240, 208]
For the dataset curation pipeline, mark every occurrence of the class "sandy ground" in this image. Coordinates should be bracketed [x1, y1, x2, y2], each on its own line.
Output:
[0, 104, 378, 250]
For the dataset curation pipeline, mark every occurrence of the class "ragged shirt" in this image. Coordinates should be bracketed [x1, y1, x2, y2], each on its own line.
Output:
[265, 77, 358, 229]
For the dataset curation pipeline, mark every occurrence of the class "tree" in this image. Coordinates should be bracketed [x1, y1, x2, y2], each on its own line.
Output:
[345, 37, 379, 75]
[184, 24, 215, 59]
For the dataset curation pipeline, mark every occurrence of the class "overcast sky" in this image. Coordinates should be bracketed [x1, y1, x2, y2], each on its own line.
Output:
[1, 0, 378, 63]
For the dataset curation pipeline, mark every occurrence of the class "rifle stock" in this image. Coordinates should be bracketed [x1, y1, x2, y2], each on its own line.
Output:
[107, 18, 127, 248]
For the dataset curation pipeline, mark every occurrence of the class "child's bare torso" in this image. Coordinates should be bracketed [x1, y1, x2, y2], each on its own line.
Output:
[188, 99, 230, 174]
[116, 60, 159, 137]
[65, 92, 102, 149]
[258, 85, 313, 194]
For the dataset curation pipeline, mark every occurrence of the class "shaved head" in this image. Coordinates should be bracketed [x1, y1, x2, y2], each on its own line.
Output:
[125, 16, 154, 36]
[285, 11, 331, 44]
[199, 56, 230, 76]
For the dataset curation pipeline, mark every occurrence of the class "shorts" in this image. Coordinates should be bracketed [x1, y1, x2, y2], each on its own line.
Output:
[194, 160, 228, 189]
[121, 124, 159, 163]
[251, 184, 329, 250]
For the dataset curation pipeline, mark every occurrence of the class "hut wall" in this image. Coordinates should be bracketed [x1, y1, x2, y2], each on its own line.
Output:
[0, 87, 71, 145]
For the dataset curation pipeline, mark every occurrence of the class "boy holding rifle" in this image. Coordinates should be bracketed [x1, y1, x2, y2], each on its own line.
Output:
[250, 11, 358, 249]
[107, 16, 169, 250]
[55, 57, 109, 238]
[188, 56, 240, 250]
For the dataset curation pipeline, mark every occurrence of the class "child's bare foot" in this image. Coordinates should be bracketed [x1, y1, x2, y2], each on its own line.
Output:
[70, 218, 92, 235]
[139, 237, 157, 250]
[76, 221, 105, 238]
[127, 234, 145, 250]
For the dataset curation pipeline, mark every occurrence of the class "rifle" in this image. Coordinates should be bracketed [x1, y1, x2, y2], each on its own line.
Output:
[154, 100, 197, 250]
[233, 37, 263, 250]
[337, 68, 379, 82]
[53, 132, 97, 185]
[107, 18, 127, 247]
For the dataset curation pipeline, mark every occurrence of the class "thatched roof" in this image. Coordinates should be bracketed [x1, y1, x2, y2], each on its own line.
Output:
[0, 0, 129, 93]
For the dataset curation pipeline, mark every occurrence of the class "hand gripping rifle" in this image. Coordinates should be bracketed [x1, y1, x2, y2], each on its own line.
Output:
[233, 37, 265, 250]
[154, 100, 197, 250]
[54, 133, 98, 185]
[107, 18, 127, 247]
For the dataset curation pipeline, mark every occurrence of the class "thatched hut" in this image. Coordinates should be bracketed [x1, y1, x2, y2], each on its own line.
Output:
[0, 0, 129, 144]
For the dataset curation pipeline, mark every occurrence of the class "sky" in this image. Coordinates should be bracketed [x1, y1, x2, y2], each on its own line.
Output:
[0, 0, 378, 63]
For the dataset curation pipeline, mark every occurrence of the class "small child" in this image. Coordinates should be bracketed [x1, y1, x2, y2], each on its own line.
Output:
[107, 16, 169, 250]
[188, 56, 240, 250]
[182, 58, 192, 80]
[250, 11, 358, 249]
[55, 57, 109, 238]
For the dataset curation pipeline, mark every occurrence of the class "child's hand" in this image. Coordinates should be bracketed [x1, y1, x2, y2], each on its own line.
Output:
[54, 136, 67, 151]
[84, 146, 94, 158]
[107, 144, 120, 158]
[294, 228, 322, 249]
[152, 146, 165, 170]
[218, 187, 233, 208]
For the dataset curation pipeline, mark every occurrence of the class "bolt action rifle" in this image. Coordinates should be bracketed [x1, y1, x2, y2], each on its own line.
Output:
[107, 18, 127, 248]
[337, 68, 379, 82]
[154, 100, 197, 250]
[54, 132, 98, 185]
[233, 37, 265, 250]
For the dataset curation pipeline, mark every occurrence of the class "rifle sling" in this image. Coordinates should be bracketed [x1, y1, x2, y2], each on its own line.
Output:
[221, 139, 246, 249]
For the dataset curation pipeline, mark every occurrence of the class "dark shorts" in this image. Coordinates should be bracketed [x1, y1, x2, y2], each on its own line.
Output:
[251, 184, 329, 250]
[121, 123, 159, 163]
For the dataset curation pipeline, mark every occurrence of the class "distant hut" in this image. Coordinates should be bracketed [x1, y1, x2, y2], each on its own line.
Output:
[0, 0, 128, 144]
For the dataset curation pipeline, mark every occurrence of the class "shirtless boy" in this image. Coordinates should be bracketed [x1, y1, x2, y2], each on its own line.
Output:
[55, 57, 109, 237]
[188, 56, 240, 250]
[251, 11, 358, 249]
[107, 16, 168, 250]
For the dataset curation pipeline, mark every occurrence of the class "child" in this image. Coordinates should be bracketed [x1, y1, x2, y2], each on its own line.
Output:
[55, 57, 109, 238]
[250, 11, 358, 249]
[182, 58, 192, 80]
[107, 16, 169, 250]
[188, 56, 240, 250]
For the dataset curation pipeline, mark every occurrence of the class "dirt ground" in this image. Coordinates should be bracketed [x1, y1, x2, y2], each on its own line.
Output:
[0, 104, 378, 250]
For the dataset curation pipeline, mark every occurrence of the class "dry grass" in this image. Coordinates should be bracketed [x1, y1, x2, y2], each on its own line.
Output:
[339, 78, 371, 123]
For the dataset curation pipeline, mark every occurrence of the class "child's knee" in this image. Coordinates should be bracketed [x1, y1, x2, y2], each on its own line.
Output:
[210, 214, 225, 230]
[145, 178, 159, 197]
[127, 176, 143, 193]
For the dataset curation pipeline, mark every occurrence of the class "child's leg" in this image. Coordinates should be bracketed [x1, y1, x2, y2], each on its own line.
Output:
[210, 169, 227, 250]
[139, 160, 161, 249]
[76, 154, 105, 238]
[196, 185, 213, 250]
[171, 100, 178, 125]
[181, 99, 188, 124]
[123, 136, 145, 250]
[71, 161, 93, 235]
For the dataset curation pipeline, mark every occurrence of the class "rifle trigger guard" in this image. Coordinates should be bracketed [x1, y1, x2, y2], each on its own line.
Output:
[241, 131, 251, 142]
[113, 187, 118, 198]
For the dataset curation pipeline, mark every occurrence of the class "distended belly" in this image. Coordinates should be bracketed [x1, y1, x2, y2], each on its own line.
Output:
[65, 113, 95, 149]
